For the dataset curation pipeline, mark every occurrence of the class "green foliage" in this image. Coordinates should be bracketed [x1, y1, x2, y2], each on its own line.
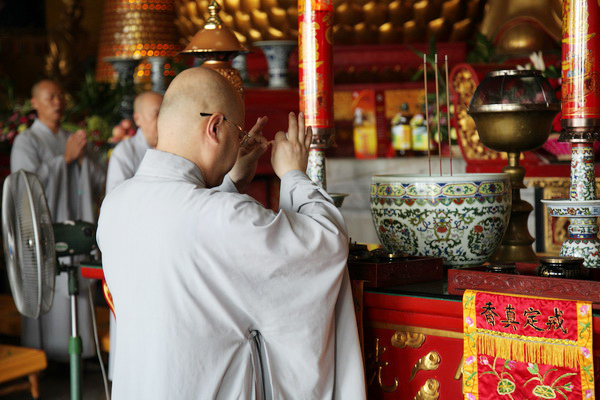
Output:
[63, 114, 112, 144]
[64, 72, 124, 126]
[0, 76, 16, 114]
[543, 65, 561, 79]
[467, 32, 506, 64]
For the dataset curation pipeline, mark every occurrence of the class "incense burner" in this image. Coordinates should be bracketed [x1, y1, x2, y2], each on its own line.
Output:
[469, 69, 560, 264]
[370, 173, 511, 266]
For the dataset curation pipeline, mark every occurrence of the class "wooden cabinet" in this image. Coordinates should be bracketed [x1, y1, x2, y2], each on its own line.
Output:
[362, 289, 600, 399]
[363, 292, 464, 399]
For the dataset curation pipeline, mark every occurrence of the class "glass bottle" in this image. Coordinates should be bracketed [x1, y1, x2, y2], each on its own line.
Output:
[391, 103, 412, 157]
[410, 105, 429, 156]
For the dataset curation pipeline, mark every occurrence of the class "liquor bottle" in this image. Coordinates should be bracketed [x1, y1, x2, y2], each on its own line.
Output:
[391, 103, 412, 156]
[410, 105, 429, 156]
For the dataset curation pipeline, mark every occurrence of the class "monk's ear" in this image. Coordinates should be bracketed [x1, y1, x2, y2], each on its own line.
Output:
[205, 113, 224, 143]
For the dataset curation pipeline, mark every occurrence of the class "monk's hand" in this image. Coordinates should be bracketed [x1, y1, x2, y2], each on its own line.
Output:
[64, 130, 87, 164]
[271, 112, 312, 179]
[229, 116, 269, 192]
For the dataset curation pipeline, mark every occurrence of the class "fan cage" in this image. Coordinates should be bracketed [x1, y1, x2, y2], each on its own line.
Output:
[2, 170, 55, 319]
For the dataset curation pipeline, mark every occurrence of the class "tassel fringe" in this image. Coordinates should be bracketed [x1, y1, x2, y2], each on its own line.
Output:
[478, 334, 578, 368]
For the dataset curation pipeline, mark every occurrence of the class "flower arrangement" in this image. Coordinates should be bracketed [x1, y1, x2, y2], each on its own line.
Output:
[62, 115, 113, 145]
[0, 100, 36, 144]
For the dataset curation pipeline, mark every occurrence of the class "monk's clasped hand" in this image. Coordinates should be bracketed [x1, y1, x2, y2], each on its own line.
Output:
[271, 112, 312, 179]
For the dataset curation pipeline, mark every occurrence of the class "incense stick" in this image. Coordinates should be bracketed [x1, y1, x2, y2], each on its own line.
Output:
[435, 54, 442, 176]
[423, 54, 431, 177]
[445, 55, 452, 176]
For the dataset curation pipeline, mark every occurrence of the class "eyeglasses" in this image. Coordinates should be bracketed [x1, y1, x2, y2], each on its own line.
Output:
[200, 112, 249, 145]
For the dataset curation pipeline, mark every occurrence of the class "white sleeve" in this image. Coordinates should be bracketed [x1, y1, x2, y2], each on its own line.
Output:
[106, 145, 133, 194]
[10, 132, 66, 184]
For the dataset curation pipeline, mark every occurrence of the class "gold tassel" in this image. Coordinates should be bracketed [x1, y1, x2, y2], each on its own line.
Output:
[477, 334, 578, 368]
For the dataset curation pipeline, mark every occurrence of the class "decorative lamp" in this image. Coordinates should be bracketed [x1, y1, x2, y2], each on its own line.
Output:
[96, 0, 181, 86]
[181, 0, 247, 94]
[299, 0, 334, 189]
[542, 0, 600, 269]
[468, 69, 560, 264]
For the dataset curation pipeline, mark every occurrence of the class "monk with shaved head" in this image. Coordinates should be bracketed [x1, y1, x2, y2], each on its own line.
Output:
[98, 67, 366, 399]
[106, 91, 163, 194]
[11, 79, 105, 361]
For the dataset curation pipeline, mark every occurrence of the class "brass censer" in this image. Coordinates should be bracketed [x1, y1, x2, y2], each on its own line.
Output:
[468, 70, 560, 264]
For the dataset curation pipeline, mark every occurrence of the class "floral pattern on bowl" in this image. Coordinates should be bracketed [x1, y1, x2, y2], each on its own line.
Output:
[370, 174, 512, 266]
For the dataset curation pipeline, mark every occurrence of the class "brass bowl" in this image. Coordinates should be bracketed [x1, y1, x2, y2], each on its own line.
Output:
[468, 69, 560, 153]
[469, 106, 560, 153]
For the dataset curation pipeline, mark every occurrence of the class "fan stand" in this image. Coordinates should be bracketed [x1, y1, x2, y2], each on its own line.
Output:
[63, 263, 82, 400]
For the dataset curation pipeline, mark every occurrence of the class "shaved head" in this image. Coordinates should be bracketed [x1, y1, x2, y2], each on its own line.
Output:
[134, 91, 162, 114]
[31, 79, 62, 98]
[156, 67, 245, 186]
[133, 91, 163, 148]
[30, 79, 66, 132]
[157, 67, 243, 144]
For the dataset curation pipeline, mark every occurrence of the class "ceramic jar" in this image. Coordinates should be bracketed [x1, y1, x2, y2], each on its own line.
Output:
[370, 173, 512, 266]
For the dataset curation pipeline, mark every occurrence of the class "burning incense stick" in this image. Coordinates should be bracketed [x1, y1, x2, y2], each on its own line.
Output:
[434, 54, 442, 176]
[445, 55, 452, 176]
[423, 54, 431, 176]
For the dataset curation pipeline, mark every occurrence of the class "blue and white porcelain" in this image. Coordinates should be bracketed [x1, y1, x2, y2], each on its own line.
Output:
[544, 142, 600, 269]
[542, 199, 600, 268]
[254, 40, 297, 88]
[307, 149, 326, 188]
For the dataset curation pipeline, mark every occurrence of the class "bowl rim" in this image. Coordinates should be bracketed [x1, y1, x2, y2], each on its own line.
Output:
[372, 173, 510, 183]
[541, 199, 600, 207]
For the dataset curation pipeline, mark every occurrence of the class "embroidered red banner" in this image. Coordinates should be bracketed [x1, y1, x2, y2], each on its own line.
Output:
[463, 290, 594, 400]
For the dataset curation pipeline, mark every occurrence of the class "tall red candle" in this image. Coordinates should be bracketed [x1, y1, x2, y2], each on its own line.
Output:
[299, 0, 334, 146]
[561, 0, 600, 131]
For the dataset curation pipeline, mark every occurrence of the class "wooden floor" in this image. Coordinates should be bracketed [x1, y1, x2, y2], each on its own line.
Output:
[0, 294, 110, 343]
[0, 295, 21, 338]
[0, 293, 111, 399]
[1, 359, 111, 400]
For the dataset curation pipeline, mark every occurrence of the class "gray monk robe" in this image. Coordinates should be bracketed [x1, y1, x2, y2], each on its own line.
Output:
[97, 149, 366, 399]
[105, 128, 151, 379]
[106, 128, 149, 192]
[10, 119, 105, 360]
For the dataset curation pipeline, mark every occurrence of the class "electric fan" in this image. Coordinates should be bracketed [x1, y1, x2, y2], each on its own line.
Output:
[2, 170, 97, 400]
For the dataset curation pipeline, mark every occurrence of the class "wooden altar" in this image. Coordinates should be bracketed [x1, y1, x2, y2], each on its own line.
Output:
[360, 283, 600, 399]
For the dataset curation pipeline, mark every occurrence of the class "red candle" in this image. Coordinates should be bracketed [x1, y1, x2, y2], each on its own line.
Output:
[561, 0, 600, 128]
[299, 0, 334, 142]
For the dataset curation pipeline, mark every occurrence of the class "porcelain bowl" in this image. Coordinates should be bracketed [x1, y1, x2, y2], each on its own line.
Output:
[370, 173, 512, 266]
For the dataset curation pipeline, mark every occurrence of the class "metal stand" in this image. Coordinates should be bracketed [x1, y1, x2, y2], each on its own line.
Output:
[148, 56, 168, 94]
[67, 266, 82, 400]
[489, 152, 537, 263]
[104, 57, 140, 121]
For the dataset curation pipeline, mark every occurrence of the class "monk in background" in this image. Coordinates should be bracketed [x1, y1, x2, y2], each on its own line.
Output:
[11, 79, 105, 361]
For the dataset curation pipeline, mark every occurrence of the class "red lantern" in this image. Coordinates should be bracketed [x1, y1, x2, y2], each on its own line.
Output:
[561, 0, 600, 130]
